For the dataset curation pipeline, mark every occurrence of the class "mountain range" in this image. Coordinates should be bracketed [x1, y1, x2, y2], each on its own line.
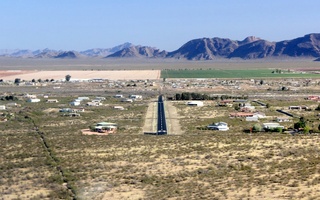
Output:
[1, 34, 320, 60]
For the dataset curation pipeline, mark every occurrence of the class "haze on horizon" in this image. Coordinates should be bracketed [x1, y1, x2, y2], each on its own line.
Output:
[1, 0, 319, 51]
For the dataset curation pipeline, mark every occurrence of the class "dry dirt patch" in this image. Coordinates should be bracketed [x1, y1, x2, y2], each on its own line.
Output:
[0, 70, 161, 81]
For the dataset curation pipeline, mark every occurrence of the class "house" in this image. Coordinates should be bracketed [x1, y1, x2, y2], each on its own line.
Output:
[27, 98, 41, 103]
[0, 105, 6, 110]
[288, 106, 309, 110]
[24, 94, 37, 99]
[59, 108, 72, 112]
[70, 101, 81, 106]
[276, 117, 291, 122]
[229, 112, 254, 118]
[77, 97, 90, 101]
[187, 101, 204, 106]
[207, 122, 229, 131]
[262, 123, 285, 130]
[130, 95, 143, 100]
[246, 116, 259, 121]
[94, 122, 117, 133]
[86, 102, 102, 106]
[72, 108, 85, 112]
[46, 99, 59, 103]
[114, 106, 125, 110]
[114, 94, 124, 98]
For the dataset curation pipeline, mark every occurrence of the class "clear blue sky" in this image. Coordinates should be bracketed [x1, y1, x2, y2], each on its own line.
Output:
[1, 0, 319, 51]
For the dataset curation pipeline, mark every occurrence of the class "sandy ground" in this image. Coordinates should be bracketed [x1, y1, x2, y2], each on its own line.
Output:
[165, 101, 184, 135]
[142, 101, 157, 133]
[0, 70, 161, 81]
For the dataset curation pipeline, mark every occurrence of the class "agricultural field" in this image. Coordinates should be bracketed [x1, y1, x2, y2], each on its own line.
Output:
[161, 69, 320, 78]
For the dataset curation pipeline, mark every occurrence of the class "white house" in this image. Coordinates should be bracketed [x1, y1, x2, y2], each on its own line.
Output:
[46, 99, 59, 103]
[0, 105, 6, 110]
[246, 116, 259, 121]
[70, 101, 81, 106]
[187, 101, 204, 106]
[207, 122, 229, 131]
[114, 106, 125, 110]
[130, 95, 143, 100]
[27, 98, 41, 103]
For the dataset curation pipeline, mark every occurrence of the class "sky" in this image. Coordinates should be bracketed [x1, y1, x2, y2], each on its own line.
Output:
[1, 0, 320, 51]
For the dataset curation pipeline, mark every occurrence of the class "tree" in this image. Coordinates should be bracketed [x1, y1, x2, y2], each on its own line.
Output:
[252, 123, 262, 132]
[14, 78, 21, 85]
[315, 103, 320, 111]
[260, 80, 264, 85]
[294, 117, 307, 129]
[175, 93, 181, 101]
[65, 74, 71, 82]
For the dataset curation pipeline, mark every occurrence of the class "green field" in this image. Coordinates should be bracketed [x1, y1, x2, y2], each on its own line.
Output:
[161, 69, 320, 78]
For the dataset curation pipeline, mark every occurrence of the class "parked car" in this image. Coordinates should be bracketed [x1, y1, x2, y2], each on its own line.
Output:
[207, 122, 229, 131]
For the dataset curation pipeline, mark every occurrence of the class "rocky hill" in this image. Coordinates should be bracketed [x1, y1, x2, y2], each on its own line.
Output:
[106, 46, 167, 58]
[167, 33, 320, 60]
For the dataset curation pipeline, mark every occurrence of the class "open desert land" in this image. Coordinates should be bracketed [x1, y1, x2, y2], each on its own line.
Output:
[1, 59, 320, 199]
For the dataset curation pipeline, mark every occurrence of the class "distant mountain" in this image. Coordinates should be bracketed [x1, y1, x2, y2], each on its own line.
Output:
[166, 37, 238, 60]
[54, 51, 84, 59]
[2, 34, 320, 60]
[167, 33, 320, 60]
[80, 42, 133, 57]
[106, 46, 167, 58]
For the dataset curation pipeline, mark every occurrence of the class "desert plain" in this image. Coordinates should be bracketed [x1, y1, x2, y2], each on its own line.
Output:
[1, 58, 320, 200]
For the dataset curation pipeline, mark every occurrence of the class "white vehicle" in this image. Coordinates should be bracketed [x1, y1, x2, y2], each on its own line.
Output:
[207, 122, 229, 131]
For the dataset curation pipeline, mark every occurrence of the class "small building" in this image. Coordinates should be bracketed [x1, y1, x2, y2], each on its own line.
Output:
[114, 106, 125, 110]
[114, 94, 123, 98]
[130, 95, 143, 100]
[94, 122, 117, 133]
[27, 98, 41, 103]
[187, 101, 204, 106]
[86, 102, 102, 106]
[46, 99, 59, 103]
[0, 105, 6, 110]
[70, 101, 81, 106]
[246, 116, 259, 121]
[77, 97, 90, 101]
[288, 106, 309, 110]
[229, 112, 254, 118]
[72, 108, 85, 112]
[276, 117, 291, 122]
[60, 108, 72, 112]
